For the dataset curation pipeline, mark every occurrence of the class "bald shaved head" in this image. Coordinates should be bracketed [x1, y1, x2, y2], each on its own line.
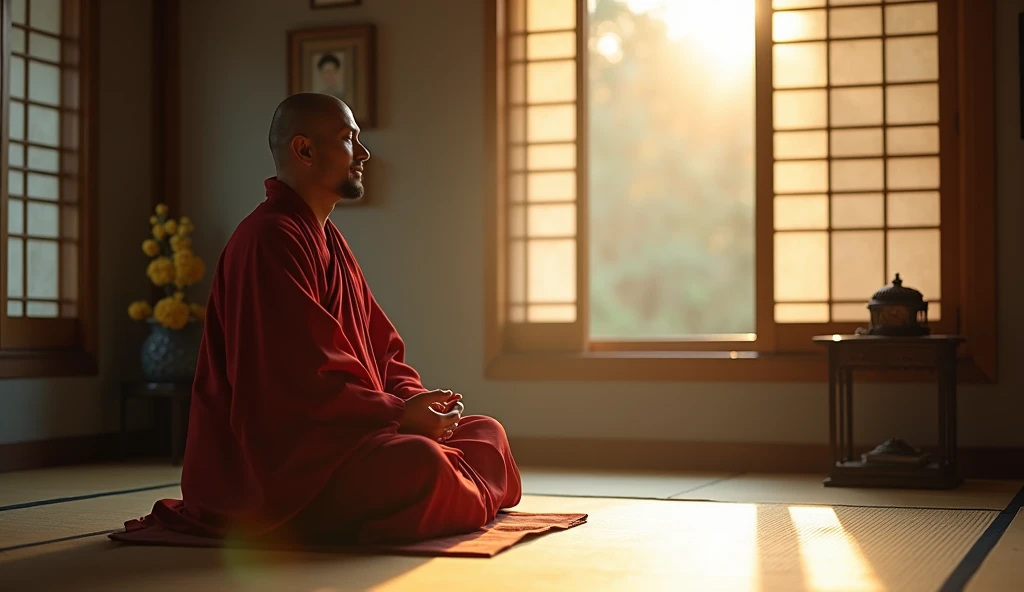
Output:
[268, 92, 370, 203]
[269, 92, 348, 167]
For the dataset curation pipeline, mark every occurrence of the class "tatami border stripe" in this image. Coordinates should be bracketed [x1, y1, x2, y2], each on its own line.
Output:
[665, 473, 745, 498]
[939, 484, 1024, 592]
[0, 529, 119, 554]
[0, 482, 181, 512]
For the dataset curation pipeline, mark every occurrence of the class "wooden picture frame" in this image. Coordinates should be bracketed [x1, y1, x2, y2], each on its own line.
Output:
[287, 24, 377, 128]
[310, 0, 361, 9]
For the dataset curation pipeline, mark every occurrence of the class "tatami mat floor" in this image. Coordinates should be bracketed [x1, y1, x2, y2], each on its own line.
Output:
[1, 462, 1021, 591]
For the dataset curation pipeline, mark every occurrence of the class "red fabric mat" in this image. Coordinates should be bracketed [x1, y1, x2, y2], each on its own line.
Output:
[108, 511, 587, 558]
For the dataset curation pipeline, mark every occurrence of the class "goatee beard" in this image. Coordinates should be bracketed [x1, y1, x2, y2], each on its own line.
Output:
[339, 177, 364, 200]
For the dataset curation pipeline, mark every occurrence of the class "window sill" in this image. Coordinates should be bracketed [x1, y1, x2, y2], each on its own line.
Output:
[0, 349, 98, 380]
[485, 350, 995, 383]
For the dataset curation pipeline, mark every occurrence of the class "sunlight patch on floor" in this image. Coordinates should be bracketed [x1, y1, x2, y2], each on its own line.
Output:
[789, 506, 882, 592]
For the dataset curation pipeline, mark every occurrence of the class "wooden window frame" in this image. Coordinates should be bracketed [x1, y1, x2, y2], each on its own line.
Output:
[483, 0, 996, 383]
[0, 0, 99, 379]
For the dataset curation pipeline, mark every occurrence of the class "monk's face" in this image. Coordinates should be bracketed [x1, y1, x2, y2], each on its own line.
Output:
[313, 104, 370, 200]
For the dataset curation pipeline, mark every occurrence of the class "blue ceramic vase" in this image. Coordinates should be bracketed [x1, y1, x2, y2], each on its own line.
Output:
[140, 319, 202, 383]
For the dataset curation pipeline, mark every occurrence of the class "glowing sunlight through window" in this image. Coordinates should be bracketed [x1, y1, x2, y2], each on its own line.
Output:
[588, 0, 757, 339]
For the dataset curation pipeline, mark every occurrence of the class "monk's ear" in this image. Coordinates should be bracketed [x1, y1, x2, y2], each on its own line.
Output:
[290, 135, 314, 166]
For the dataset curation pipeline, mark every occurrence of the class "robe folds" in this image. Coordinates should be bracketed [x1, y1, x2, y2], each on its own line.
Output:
[127, 178, 521, 544]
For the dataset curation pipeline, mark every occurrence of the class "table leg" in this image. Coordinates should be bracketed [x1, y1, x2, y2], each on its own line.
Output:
[949, 356, 958, 472]
[838, 370, 848, 463]
[937, 364, 948, 470]
[828, 350, 838, 467]
[120, 392, 128, 460]
[843, 368, 854, 461]
[939, 346, 958, 475]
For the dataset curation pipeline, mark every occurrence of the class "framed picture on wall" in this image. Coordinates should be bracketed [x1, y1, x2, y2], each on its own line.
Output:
[287, 24, 377, 127]
[310, 0, 361, 8]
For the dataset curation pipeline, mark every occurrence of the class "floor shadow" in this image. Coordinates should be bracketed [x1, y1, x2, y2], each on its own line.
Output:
[833, 505, 992, 591]
[0, 536, 432, 592]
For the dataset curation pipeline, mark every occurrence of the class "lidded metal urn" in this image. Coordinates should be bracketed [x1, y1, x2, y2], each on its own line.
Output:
[865, 273, 929, 336]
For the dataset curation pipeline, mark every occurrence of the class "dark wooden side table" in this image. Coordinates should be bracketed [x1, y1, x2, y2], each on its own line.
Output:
[120, 381, 192, 465]
[812, 334, 965, 489]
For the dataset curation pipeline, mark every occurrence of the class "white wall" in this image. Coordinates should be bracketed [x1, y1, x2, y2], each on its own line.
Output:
[0, 0, 153, 445]
[140, 0, 1024, 449]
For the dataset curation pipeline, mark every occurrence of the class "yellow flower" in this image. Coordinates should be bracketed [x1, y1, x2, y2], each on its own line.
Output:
[141, 239, 161, 257]
[174, 250, 206, 287]
[152, 224, 167, 240]
[187, 257, 206, 285]
[127, 300, 152, 320]
[155, 203, 169, 217]
[177, 220, 193, 236]
[164, 219, 178, 234]
[153, 296, 190, 330]
[169, 235, 192, 252]
[189, 303, 205, 321]
[179, 216, 191, 226]
[146, 256, 175, 286]
[149, 215, 158, 225]
[174, 291, 185, 301]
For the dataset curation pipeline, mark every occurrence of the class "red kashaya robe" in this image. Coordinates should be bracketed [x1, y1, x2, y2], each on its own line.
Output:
[127, 178, 521, 544]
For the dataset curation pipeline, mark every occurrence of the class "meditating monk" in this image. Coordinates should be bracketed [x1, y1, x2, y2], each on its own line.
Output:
[123, 92, 522, 545]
